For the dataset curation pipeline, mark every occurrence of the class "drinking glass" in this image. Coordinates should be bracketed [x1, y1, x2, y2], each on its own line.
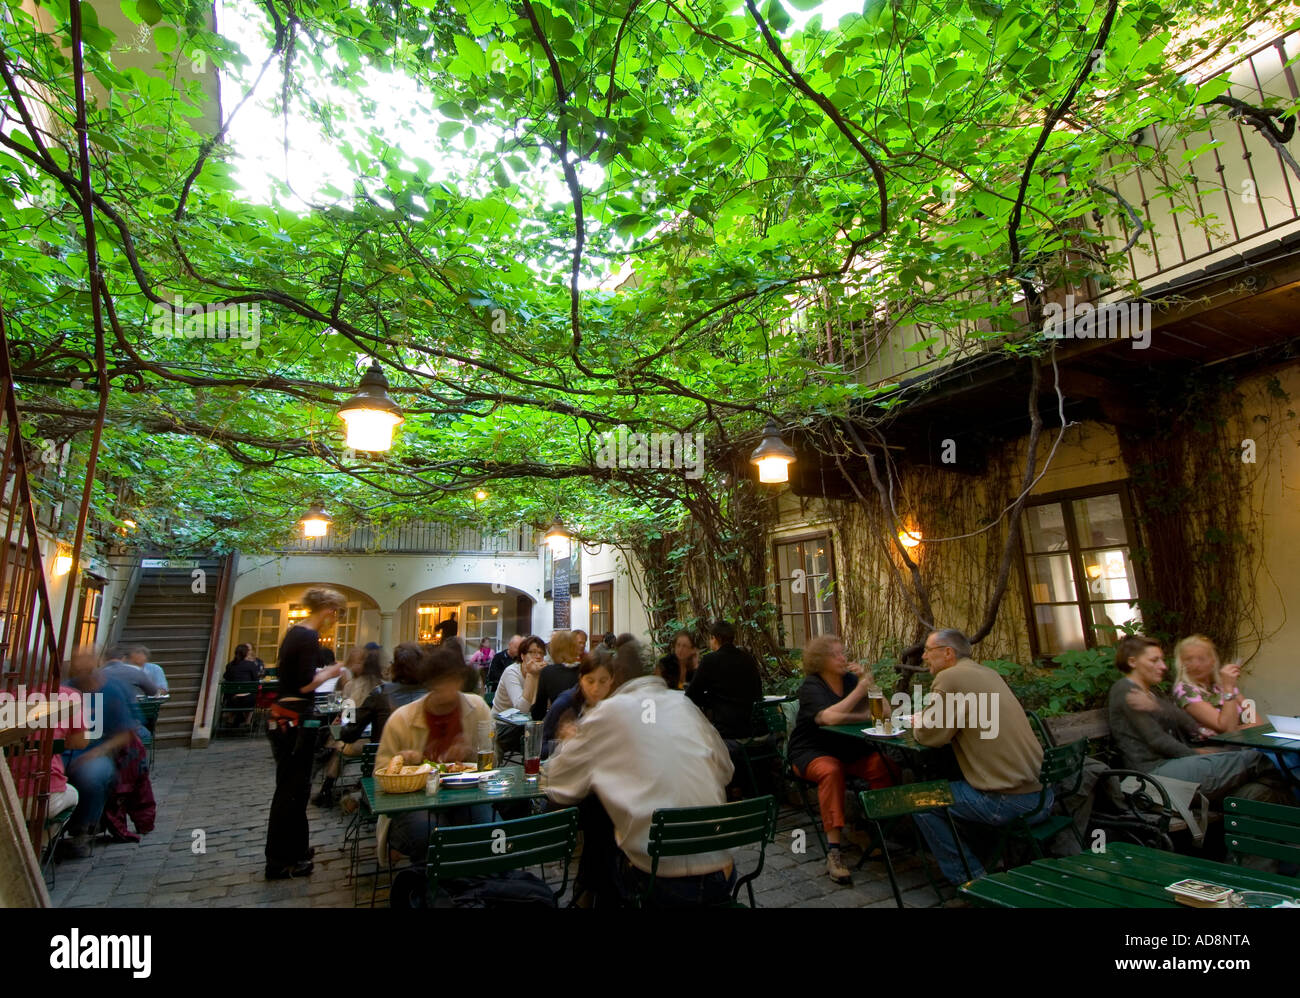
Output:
[523, 721, 543, 780]
[868, 688, 885, 729]
[476, 720, 495, 771]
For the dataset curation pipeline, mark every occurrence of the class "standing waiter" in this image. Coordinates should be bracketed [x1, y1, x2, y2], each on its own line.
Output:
[264, 587, 346, 879]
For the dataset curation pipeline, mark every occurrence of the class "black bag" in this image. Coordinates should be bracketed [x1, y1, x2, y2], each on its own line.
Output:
[389, 868, 557, 909]
[437, 870, 558, 909]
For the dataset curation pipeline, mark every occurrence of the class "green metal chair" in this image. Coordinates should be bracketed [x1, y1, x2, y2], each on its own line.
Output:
[763, 702, 829, 856]
[412, 807, 580, 906]
[42, 804, 76, 884]
[735, 700, 787, 802]
[137, 700, 161, 768]
[1025, 710, 1050, 749]
[1224, 796, 1300, 874]
[215, 681, 260, 737]
[640, 795, 779, 908]
[859, 781, 974, 907]
[345, 744, 382, 906]
[987, 738, 1088, 870]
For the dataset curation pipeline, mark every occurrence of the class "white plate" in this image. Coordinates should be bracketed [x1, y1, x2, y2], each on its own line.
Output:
[438, 772, 481, 788]
[862, 726, 906, 737]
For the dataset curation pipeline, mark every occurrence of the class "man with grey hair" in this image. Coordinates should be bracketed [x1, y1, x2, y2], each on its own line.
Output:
[912, 628, 1047, 886]
[544, 638, 736, 907]
[487, 634, 522, 690]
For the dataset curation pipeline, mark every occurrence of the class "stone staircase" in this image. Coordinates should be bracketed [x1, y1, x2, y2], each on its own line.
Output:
[116, 557, 223, 751]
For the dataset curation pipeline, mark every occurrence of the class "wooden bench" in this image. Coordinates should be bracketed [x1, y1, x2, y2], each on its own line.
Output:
[1043, 708, 1219, 843]
[1043, 708, 1110, 748]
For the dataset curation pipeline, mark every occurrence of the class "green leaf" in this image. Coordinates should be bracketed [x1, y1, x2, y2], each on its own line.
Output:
[137, 0, 163, 25]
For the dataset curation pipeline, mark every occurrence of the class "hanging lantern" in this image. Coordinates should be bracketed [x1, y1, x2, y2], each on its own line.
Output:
[543, 516, 571, 554]
[898, 516, 923, 549]
[337, 360, 403, 452]
[54, 547, 73, 576]
[300, 503, 332, 539]
[749, 419, 796, 484]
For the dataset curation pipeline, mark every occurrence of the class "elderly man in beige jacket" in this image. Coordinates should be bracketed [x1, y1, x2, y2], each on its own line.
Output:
[911, 628, 1047, 885]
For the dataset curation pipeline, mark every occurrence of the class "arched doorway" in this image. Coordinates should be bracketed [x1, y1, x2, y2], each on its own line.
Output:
[397, 584, 534, 652]
[229, 583, 380, 662]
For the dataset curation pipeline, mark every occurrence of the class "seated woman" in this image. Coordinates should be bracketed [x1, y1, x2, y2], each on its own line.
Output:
[531, 629, 583, 720]
[1108, 635, 1285, 805]
[786, 635, 896, 887]
[221, 643, 262, 725]
[313, 646, 386, 806]
[655, 630, 699, 691]
[328, 643, 428, 814]
[541, 647, 615, 759]
[377, 644, 494, 864]
[1171, 634, 1263, 737]
[492, 634, 547, 750]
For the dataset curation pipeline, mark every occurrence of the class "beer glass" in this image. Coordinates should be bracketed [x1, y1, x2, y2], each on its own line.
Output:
[868, 688, 885, 729]
[476, 720, 495, 771]
[523, 720, 543, 780]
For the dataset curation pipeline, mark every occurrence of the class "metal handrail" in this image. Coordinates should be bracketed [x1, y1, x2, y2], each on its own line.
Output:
[0, 306, 69, 847]
[193, 553, 234, 735]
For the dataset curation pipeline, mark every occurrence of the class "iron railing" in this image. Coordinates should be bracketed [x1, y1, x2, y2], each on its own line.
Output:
[278, 520, 538, 555]
[0, 307, 67, 847]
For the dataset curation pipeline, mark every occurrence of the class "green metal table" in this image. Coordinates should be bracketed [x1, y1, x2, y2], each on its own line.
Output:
[1207, 723, 1300, 796]
[960, 842, 1300, 908]
[823, 722, 937, 753]
[361, 764, 546, 816]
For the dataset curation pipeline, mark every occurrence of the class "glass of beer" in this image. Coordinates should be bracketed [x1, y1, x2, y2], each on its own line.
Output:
[868, 688, 885, 730]
[476, 720, 495, 772]
[523, 721, 543, 780]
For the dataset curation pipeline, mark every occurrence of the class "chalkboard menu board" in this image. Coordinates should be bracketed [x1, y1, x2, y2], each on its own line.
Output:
[552, 556, 571, 628]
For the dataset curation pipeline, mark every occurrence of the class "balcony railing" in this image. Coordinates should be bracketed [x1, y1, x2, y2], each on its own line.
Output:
[277, 520, 538, 555]
[797, 31, 1300, 390]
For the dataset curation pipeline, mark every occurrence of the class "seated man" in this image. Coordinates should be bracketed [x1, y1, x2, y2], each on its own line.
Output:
[64, 648, 140, 858]
[545, 638, 736, 907]
[685, 620, 763, 767]
[911, 629, 1048, 886]
[98, 647, 159, 698]
[128, 645, 168, 694]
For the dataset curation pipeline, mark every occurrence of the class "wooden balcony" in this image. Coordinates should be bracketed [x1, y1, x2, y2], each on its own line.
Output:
[794, 31, 1300, 392]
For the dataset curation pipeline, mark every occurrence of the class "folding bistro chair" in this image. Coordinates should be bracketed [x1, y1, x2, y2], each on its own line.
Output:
[987, 738, 1088, 870]
[639, 795, 779, 908]
[215, 681, 259, 737]
[735, 700, 787, 802]
[396, 807, 581, 907]
[859, 781, 974, 907]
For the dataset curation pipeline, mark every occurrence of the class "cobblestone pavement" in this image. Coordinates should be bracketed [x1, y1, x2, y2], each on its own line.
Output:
[47, 739, 948, 908]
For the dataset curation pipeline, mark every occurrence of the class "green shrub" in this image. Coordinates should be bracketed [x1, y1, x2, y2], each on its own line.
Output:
[983, 647, 1117, 716]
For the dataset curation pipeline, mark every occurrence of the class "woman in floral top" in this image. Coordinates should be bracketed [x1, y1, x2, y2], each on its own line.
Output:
[1171, 635, 1261, 738]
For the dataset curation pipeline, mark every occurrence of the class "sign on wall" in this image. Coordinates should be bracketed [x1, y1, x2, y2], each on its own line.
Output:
[553, 556, 570, 628]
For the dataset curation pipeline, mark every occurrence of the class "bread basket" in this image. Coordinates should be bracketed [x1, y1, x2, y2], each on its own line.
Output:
[373, 764, 431, 794]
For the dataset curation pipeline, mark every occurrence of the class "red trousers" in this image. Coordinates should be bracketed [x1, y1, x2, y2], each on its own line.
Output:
[796, 754, 895, 831]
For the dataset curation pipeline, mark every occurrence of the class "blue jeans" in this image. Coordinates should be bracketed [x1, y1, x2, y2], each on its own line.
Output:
[912, 781, 1052, 885]
[389, 805, 496, 864]
[66, 753, 117, 832]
